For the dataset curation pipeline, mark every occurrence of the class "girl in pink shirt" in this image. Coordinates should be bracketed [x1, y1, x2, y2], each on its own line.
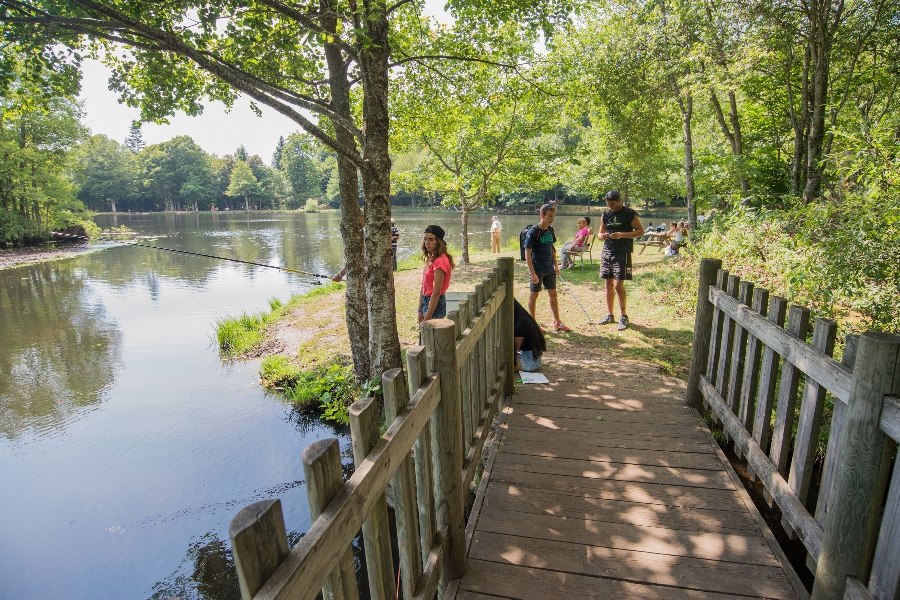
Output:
[419, 224, 455, 322]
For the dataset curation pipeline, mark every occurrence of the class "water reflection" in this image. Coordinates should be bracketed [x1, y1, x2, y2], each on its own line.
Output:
[0, 261, 122, 440]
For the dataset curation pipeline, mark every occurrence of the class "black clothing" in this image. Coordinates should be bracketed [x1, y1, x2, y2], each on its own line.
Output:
[602, 206, 638, 254]
[514, 310, 533, 352]
[523, 224, 556, 272]
[600, 248, 633, 280]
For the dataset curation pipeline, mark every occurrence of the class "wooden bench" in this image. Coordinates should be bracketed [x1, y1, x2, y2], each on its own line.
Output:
[637, 238, 666, 254]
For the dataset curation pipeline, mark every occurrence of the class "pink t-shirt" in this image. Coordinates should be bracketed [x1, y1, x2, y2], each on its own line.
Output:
[573, 227, 590, 246]
[422, 253, 452, 296]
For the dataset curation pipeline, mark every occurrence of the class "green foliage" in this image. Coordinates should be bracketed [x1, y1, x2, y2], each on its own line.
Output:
[689, 197, 900, 333]
[0, 52, 89, 245]
[304, 198, 319, 213]
[225, 160, 259, 211]
[260, 357, 362, 424]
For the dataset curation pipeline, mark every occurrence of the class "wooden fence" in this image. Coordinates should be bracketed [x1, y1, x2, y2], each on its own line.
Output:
[686, 258, 900, 600]
[228, 257, 516, 600]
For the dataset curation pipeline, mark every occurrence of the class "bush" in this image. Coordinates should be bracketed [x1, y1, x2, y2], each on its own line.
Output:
[304, 199, 319, 213]
[686, 195, 900, 333]
[260, 357, 373, 424]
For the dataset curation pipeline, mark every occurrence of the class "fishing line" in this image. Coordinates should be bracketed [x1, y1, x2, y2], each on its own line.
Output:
[557, 272, 608, 347]
[50, 231, 331, 282]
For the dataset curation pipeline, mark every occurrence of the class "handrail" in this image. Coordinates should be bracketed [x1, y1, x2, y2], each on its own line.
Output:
[256, 375, 442, 600]
[709, 286, 852, 403]
[229, 257, 516, 600]
[687, 259, 900, 600]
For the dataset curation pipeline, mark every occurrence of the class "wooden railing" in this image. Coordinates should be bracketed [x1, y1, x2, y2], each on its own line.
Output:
[686, 258, 900, 600]
[228, 257, 516, 600]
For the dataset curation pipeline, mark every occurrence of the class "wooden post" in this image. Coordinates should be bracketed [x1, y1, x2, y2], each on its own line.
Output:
[784, 318, 837, 537]
[808, 335, 859, 572]
[349, 397, 397, 600]
[422, 318, 467, 582]
[303, 438, 361, 600]
[726, 280, 754, 413]
[499, 258, 515, 395]
[706, 269, 729, 397]
[456, 299, 472, 452]
[812, 332, 900, 600]
[737, 287, 770, 435]
[383, 368, 424, 599]
[686, 258, 722, 409]
[766, 305, 811, 507]
[715, 274, 741, 397]
[230, 499, 290, 600]
[751, 296, 788, 457]
[407, 346, 436, 568]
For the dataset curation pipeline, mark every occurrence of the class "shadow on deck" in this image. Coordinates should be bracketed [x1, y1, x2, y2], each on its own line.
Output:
[457, 357, 806, 600]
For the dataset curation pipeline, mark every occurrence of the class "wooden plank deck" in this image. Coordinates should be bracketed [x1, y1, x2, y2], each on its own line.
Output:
[457, 363, 806, 599]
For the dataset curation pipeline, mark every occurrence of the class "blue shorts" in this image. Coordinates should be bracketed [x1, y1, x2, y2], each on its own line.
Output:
[529, 270, 557, 293]
[518, 350, 542, 372]
[420, 294, 447, 319]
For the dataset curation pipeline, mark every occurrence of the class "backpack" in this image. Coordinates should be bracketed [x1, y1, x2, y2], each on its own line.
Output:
[519, 224, 553, 261]
[519, 224, 536, 261]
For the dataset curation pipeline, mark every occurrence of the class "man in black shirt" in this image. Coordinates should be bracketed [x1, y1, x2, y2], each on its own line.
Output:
[523, 203, 570, 331]
[598, 190, 643, 330]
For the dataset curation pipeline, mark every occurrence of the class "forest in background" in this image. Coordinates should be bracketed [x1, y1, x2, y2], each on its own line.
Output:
[2, 0, 898, 337]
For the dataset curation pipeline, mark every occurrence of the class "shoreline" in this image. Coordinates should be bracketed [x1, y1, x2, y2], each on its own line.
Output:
[0, 243, 94, 271]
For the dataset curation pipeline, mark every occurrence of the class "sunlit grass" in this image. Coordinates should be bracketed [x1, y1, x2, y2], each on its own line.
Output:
[216, 282, 345, 356]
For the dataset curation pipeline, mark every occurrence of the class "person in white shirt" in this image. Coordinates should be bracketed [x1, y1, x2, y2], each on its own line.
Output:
[490, 216, 503, 253]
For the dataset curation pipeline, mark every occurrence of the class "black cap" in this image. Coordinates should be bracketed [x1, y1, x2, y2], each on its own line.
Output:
[605, 190, 621, 202]
[424, 225, 445, 240]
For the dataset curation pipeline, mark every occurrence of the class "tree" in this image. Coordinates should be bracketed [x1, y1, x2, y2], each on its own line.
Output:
[140, 136, 210, 211]
[0, 50, 90, 243]
[2, 0, 572, 382]
[280, 133, 322, 208]
[72, 134, 138, 211]
[124, 121, 144, 153]
[394, 22, 556, 263]
[271, 135, 285, 169]
[226, 160, 259, 211]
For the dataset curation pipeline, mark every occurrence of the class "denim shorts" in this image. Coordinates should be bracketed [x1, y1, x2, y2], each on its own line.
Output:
[529, 270, 557, 293]
[420, 294, 447, 319]
[518, 350, 542, 372]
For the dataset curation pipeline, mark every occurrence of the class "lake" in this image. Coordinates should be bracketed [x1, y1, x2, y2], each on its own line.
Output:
[0, 210, 546, 599]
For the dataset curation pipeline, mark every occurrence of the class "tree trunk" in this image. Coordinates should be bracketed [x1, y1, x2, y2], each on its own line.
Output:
[460, 190, 470, 265]
[110, 197, 117, 213]
[322, 6, 372, 381]
[786, 42, 811, 196]
[678, 91, 697, 229]
[709, 90, 748, 201]
[359, 5, 402, 378]
[804, 0, 832, 202]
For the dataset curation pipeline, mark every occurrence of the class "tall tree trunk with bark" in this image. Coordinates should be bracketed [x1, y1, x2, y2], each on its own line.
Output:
[460, 191, 470, 264]
[322, 6, 372, 381]
[674, 80, 697, 229]
[804, 0, 841, 201]
[359, 1, 402, 377]
[710, 90, 749, 200]
[786, 42, 811, 195]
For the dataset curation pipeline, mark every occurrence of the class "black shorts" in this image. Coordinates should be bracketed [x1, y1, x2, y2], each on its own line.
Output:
[600, 250, 633, 281]
[529, 270, 557, 292]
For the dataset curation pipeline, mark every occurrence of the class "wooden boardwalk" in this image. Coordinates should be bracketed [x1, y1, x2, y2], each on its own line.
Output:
[458, 361, 805, 599]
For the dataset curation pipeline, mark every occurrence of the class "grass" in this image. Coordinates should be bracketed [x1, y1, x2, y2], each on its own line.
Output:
[215, 282, 345, 356]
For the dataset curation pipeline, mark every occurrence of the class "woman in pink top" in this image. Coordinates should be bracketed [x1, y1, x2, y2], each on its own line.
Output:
[560, 217, 591, 269]
[419, 224, 455, 323]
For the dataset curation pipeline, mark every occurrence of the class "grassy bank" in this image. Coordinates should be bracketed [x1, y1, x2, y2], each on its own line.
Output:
[217, 242, 701, 424]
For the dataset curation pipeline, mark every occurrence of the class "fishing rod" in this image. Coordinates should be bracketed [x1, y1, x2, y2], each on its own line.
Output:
[49, 231, 332, 282]
[557, 272, 608, 347]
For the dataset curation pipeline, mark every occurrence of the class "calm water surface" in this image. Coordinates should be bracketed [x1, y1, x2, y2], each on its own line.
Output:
[0, 211, 542, 599]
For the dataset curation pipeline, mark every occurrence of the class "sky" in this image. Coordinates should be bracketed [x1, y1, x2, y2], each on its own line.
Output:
[77, 2, 452, 160]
